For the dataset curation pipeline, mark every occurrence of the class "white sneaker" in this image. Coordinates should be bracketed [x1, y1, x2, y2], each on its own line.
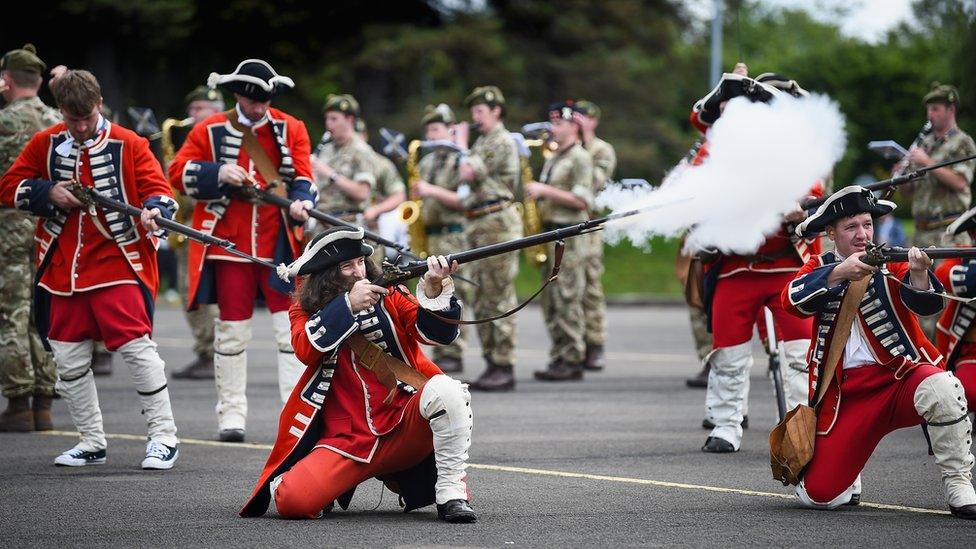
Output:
[54, 446, 107, 467]
[141, 440, 179, 470]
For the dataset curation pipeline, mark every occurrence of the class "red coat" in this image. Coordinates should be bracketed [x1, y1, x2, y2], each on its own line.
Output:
[0, 121, 175, 337]
[241, 287, 462, 517]
[167, 108, 315, 309]
[935, 255, 976, 366]
[782, 252, 945, 434]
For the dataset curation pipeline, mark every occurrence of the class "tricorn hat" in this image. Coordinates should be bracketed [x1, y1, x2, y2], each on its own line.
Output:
[795, 186, 896, 237]
[278, 226, 373, 281]
[207, 59, 294, 102]
[947, 206, 976, 236]
[692, 73, 781, 128]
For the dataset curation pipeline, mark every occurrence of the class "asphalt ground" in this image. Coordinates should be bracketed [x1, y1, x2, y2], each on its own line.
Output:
[2, 304, 975, 547]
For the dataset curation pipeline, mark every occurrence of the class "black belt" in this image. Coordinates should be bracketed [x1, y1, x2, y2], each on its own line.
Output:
[425, 224, 464, 235]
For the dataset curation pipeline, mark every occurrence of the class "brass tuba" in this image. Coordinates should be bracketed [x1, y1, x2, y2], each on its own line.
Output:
[399, 140, 428, 258]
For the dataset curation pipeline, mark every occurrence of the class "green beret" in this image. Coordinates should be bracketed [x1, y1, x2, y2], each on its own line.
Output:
[323, 93, 360, 117]
[185, 85, 222, 105]
[354, 118, 367, 134]
[421, 103, 456, 126]
[0, 43, 46, 74]
[575, 99, 601, 119]
[923, 82, 960, 106]
[463, 86, 505, 109]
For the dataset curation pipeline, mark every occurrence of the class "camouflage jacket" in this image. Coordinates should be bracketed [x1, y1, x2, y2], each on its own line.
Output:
[314, 135, 376, 213]
[0, 96, 61, 174]
[463, 122, 519, 209]
[418, 149, 465, 227]
[583, 136, 616, 193]
[539, 142, 594, 225]
[370, 150, 405, 200]
[909, 126, 976, 221]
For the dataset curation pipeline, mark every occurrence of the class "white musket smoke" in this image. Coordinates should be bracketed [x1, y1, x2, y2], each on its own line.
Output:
[597, 94, 846, 254]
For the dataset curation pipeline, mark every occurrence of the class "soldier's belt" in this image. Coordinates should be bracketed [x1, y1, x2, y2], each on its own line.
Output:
[425, 223, 465, 236]
[915, 212, 965, 231]
[465, 199, 511, 219]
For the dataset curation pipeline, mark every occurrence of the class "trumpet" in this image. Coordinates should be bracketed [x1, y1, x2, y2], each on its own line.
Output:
[892, 120, 933, 177]
[399, 140, 428, 258]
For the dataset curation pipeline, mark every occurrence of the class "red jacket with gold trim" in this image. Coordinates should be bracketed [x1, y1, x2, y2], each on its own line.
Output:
[240, 286, 461, 517]
[0, 121, 175, 339]
[167, 108, 315, 309]
[782, 251, 945, 434]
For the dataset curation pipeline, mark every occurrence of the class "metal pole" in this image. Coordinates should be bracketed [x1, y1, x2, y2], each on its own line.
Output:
[710, 0, 724, 87]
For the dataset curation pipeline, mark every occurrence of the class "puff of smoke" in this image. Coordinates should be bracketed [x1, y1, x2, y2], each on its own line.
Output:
[597, 93, 846, 254]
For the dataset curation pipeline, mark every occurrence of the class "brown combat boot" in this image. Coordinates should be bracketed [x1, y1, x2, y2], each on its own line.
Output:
[172, 355, 215, 380]
[583, 344, 605, 371]
[534, 361, 584, 381]
[468, 360, 515, 391]
[0, 396, 34, 432]
[32, 395, 54, 431]
[92, 350, 113, 376]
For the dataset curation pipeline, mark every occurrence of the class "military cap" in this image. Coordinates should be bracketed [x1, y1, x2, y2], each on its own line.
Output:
[207, 59, 293, 102]
[324, 94, 360, 117]
[354, 118, 367, 134]
[0, 44, 46, 74]
[277, 227, 373, 281]
[547, 100, 579, 121]
[796, 186, 895, 237]
[185, 85, 222, 105]
[464, 86, 505, 109]
[575, 99, 601, 119]
[923, 82, 960, 106]
[421, 103, 456, 126]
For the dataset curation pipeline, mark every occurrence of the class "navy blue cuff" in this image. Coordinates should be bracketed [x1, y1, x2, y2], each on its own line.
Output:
[416, 296, 461, 345]
[900, 271, 945, 317]
[143, 195, 177, 221]
[305, 294, 359, 353]
[787, 264, 842, 314]
[182, 161, 226, 200]
[15, 179, 59, 217]
[287, 177, 317, 204]
[948, 263, 976, 298]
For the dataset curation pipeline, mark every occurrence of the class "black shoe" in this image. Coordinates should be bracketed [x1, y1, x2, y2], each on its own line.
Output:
[468, 361, 515, 392]
[846, 493, 861, 506]
[534, 362, 584, 381]
[583, 345, 605, 371]
[219, 429, 245, 442]
[92, 350, 113, 376]
[702, 415, 748, 430]
[437, 499, 477, 523]
[701, 436, 737, 453]
[950, 503, 976, 520]
[685, 362, 710, 388]
[437, 357, 463, 374]
[172, 355, 215, 379]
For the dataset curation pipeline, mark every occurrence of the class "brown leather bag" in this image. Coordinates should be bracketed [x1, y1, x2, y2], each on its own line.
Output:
[768, 275, 870, 485]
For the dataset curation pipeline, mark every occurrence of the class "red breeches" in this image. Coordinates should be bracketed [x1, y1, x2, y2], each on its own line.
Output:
[48, 284, 151, 350]
[211, 260, 292, 321]
[711, 271, 811, 348]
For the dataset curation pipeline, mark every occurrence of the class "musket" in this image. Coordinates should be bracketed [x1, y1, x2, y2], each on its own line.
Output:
[802, 153, 976, 210]
[373, 202, 681, 286]
[863, 242, 976, 267]
[66, 184, 280, 270]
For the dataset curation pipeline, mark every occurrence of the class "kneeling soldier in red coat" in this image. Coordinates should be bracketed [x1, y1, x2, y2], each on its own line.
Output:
[0, 70, 180, 469]
[935, 206, 976, 409]
[241, 227, 476, 523]
[784, 186, 975, 519]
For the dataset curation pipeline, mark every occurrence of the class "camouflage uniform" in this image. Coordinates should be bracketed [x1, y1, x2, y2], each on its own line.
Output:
[909, 126, 976, 248]
[419, 147, 470, 363]
[367, 150, 405, 263]
[313, 135, 376, 229]
[537, 143, 594, 367]
[0, 96, 60, 399]
[581, 136, 616, 349]
[464, 122, 523, 367]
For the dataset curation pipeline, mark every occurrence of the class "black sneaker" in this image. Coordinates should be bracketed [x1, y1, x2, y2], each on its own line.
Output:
[437, 499, 477, 523]
[142, 440, 179, 470]
[54, 447, 107, 467]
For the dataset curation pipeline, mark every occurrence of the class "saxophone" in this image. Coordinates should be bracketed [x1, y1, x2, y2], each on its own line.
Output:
[519, 138, 550, 268]
[159, 117, 195, 248]
[399, 140, 428, 258]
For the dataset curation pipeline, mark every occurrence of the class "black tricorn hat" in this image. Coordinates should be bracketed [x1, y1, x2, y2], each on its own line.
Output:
[207, 59, 294, 102]
[278, 227, 373, 281]
[692, 73, 781, 127]
[795, 186, 896, 237]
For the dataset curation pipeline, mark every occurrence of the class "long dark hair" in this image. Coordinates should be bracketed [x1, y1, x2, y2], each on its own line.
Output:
[296, 256, 382, 314]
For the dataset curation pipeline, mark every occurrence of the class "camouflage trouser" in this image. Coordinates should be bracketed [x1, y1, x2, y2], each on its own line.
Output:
[177, 244, 214, 359]
[466, 206, 523, 366]
[541, 235, 586, 364]
[427, 230, 470, 361]
[581, 232, 606, 346]
[688, 306, 713, 362]
[0, 211, 57, 398]
[913, 227, 971, 340]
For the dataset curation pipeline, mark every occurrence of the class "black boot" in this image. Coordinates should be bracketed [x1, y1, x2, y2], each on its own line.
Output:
[92, 350, 113, 376]
[534, 361, 584, 381]
[685, 362, 710, 388]
[468, 361, 515, 392]
[702, 415, 748, 430]
[701, 436, 737, 453]
[583, 344, 605, 371]
[219, 429, 246, 443]
[0, 396, 33, 432]
[437, 499, 477, 523]
[950, 503, 976, 520]
[172, 355, 215, 380]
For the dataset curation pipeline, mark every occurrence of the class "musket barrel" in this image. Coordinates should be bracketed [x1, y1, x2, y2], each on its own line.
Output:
[864, 246, 976, 266]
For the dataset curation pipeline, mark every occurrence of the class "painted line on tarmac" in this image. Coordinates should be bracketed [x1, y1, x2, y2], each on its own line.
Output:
[152, 337, 695, 364]
[39, 430, 949, 516]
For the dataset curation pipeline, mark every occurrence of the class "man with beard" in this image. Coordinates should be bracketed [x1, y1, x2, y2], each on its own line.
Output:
[241, 227, 476, 523]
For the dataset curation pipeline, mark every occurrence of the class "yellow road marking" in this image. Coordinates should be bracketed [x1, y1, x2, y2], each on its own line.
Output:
[38, 430, 949, 516]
